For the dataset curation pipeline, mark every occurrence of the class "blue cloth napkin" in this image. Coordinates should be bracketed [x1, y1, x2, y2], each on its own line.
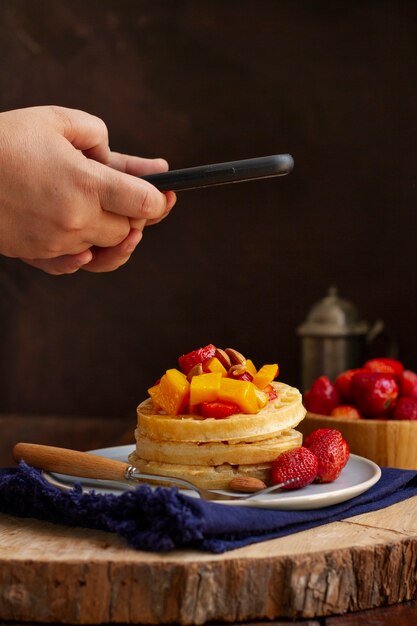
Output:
[1, 463, 416, 553]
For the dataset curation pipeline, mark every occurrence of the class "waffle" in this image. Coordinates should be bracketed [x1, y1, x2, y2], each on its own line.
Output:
[135, 428, 302, 466]
[130, 381, 306, 490]
[128, 452, 273, 490]
[137, 382, 305, 443]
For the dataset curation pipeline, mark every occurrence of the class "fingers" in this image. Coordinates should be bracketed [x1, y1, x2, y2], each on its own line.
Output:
[107, 154, 177, 220]
[90, 159, 172, 223]
[22, 249, 93, 275]
[108, 152, 169, 176]
[81, 229, 143, 273]
[21, 227, 143, 275]
[50, 106, 111, 163]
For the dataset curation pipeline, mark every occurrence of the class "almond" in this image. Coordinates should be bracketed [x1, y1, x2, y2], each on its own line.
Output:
[225, 348, 246, 366]
[186, 363, 204, 382]
[214, 348, 232, 369]
[228, 476, 266, 493]
[228, 363, 247, 377]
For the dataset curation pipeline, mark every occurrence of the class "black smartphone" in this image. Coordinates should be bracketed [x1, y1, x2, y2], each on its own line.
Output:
[140, 154, 294, 192]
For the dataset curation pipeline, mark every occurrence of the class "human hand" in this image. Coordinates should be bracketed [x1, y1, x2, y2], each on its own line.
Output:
[0, 105, 176, 274]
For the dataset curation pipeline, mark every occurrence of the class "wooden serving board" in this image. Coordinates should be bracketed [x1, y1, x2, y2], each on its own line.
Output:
[2, 497, 417, 625]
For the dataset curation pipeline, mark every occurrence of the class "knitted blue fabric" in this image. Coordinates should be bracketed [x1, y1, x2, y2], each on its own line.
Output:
[1, 463, 416, 553]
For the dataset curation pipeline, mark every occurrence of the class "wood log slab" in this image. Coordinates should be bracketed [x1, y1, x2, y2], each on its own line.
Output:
[2, 495, 417, 625]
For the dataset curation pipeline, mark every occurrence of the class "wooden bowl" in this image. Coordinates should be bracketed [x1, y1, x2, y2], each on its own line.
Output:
[298, 413, 417, 469]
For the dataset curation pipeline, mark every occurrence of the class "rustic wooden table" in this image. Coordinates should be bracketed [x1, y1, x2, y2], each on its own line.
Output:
[1, 415, 417, 625]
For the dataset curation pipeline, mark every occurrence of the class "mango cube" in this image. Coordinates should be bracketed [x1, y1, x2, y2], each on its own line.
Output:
[148, 368, 190, 415]
[203, 356, 227, 376]
[218, 378, 259, 414]
[245, 359, 257, 377]
[254, 387, 269, 409]
[253, 364, 279, 390]
[190, 372, 222, 406]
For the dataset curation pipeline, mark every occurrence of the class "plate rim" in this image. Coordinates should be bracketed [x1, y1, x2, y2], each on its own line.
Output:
[45, 445, 381, 510]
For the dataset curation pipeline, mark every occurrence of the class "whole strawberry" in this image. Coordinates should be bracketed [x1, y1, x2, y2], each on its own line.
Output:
[351, 371, 398, 417]
[270, 447, 318, 490]
[335, 368, 367, 402]
[399, 370, 417, 399]
[304, 428, 350, 483]
[303, 376, 340, 415]
[330, 405, 362, 419]
[363, 357, 404, 380]
[393, 397, 417, 421]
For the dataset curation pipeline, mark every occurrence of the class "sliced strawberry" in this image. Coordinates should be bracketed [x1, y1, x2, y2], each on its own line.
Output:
[200, 400, 240, 419]
[178, 344, 216, 375]
[227, 369, 254, 382]
[264, 383, 278, 401]
[271, 447, 318, 489]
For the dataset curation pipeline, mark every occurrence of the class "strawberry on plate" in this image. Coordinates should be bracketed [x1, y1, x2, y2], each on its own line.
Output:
[270, 447, 318, 489]
[304, 428, 350, 483]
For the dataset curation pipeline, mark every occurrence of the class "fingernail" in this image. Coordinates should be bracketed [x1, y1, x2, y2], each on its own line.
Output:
[76, 249, 93, 266]
[125, 229, 143, 253]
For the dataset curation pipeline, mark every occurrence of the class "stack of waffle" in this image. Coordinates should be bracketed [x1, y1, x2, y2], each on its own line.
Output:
[128, 381, 306, 490]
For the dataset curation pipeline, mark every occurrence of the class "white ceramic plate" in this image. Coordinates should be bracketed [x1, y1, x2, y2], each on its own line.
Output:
[45, 445, 381, 510]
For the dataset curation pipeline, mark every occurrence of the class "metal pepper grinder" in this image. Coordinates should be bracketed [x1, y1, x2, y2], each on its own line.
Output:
[297, 287, 370, 391]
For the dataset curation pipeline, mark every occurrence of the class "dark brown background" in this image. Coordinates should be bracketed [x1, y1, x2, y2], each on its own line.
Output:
[0, 0, 416, 423]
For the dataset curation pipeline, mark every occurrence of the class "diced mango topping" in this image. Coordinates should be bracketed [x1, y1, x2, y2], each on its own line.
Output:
[218, 378, 259, 414]
[147, 345, 281, 418]
[190, 372, 222, 406]
[148, 368, 190, 415]
[203, 356, 228, 376]
[254, 387, 269, 409]
[245, 359, 257, 377]
[252, 364, 279, 390]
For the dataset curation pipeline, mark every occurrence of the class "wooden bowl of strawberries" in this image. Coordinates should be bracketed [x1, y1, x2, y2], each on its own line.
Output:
[298, 358, 417, 469]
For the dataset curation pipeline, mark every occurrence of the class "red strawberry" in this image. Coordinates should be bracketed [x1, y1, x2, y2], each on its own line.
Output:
[270, 447, 318, 490]
[399, 370, 417, 399]
[351, 371, 399, 417]
[330, 405, 362, 419]
[335, 368, 367, 402]
[264, 383, 278, 401]
[200, 400, 239, 419]
[304, 428, 350, 483]
[303, 428, 330, 449]
[303, 376, 340, 415]
[178, 344, 216, 374]
[227, 369, 254, 382]
[393, 397, 417, 421]
[363, 357, 404, 379]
